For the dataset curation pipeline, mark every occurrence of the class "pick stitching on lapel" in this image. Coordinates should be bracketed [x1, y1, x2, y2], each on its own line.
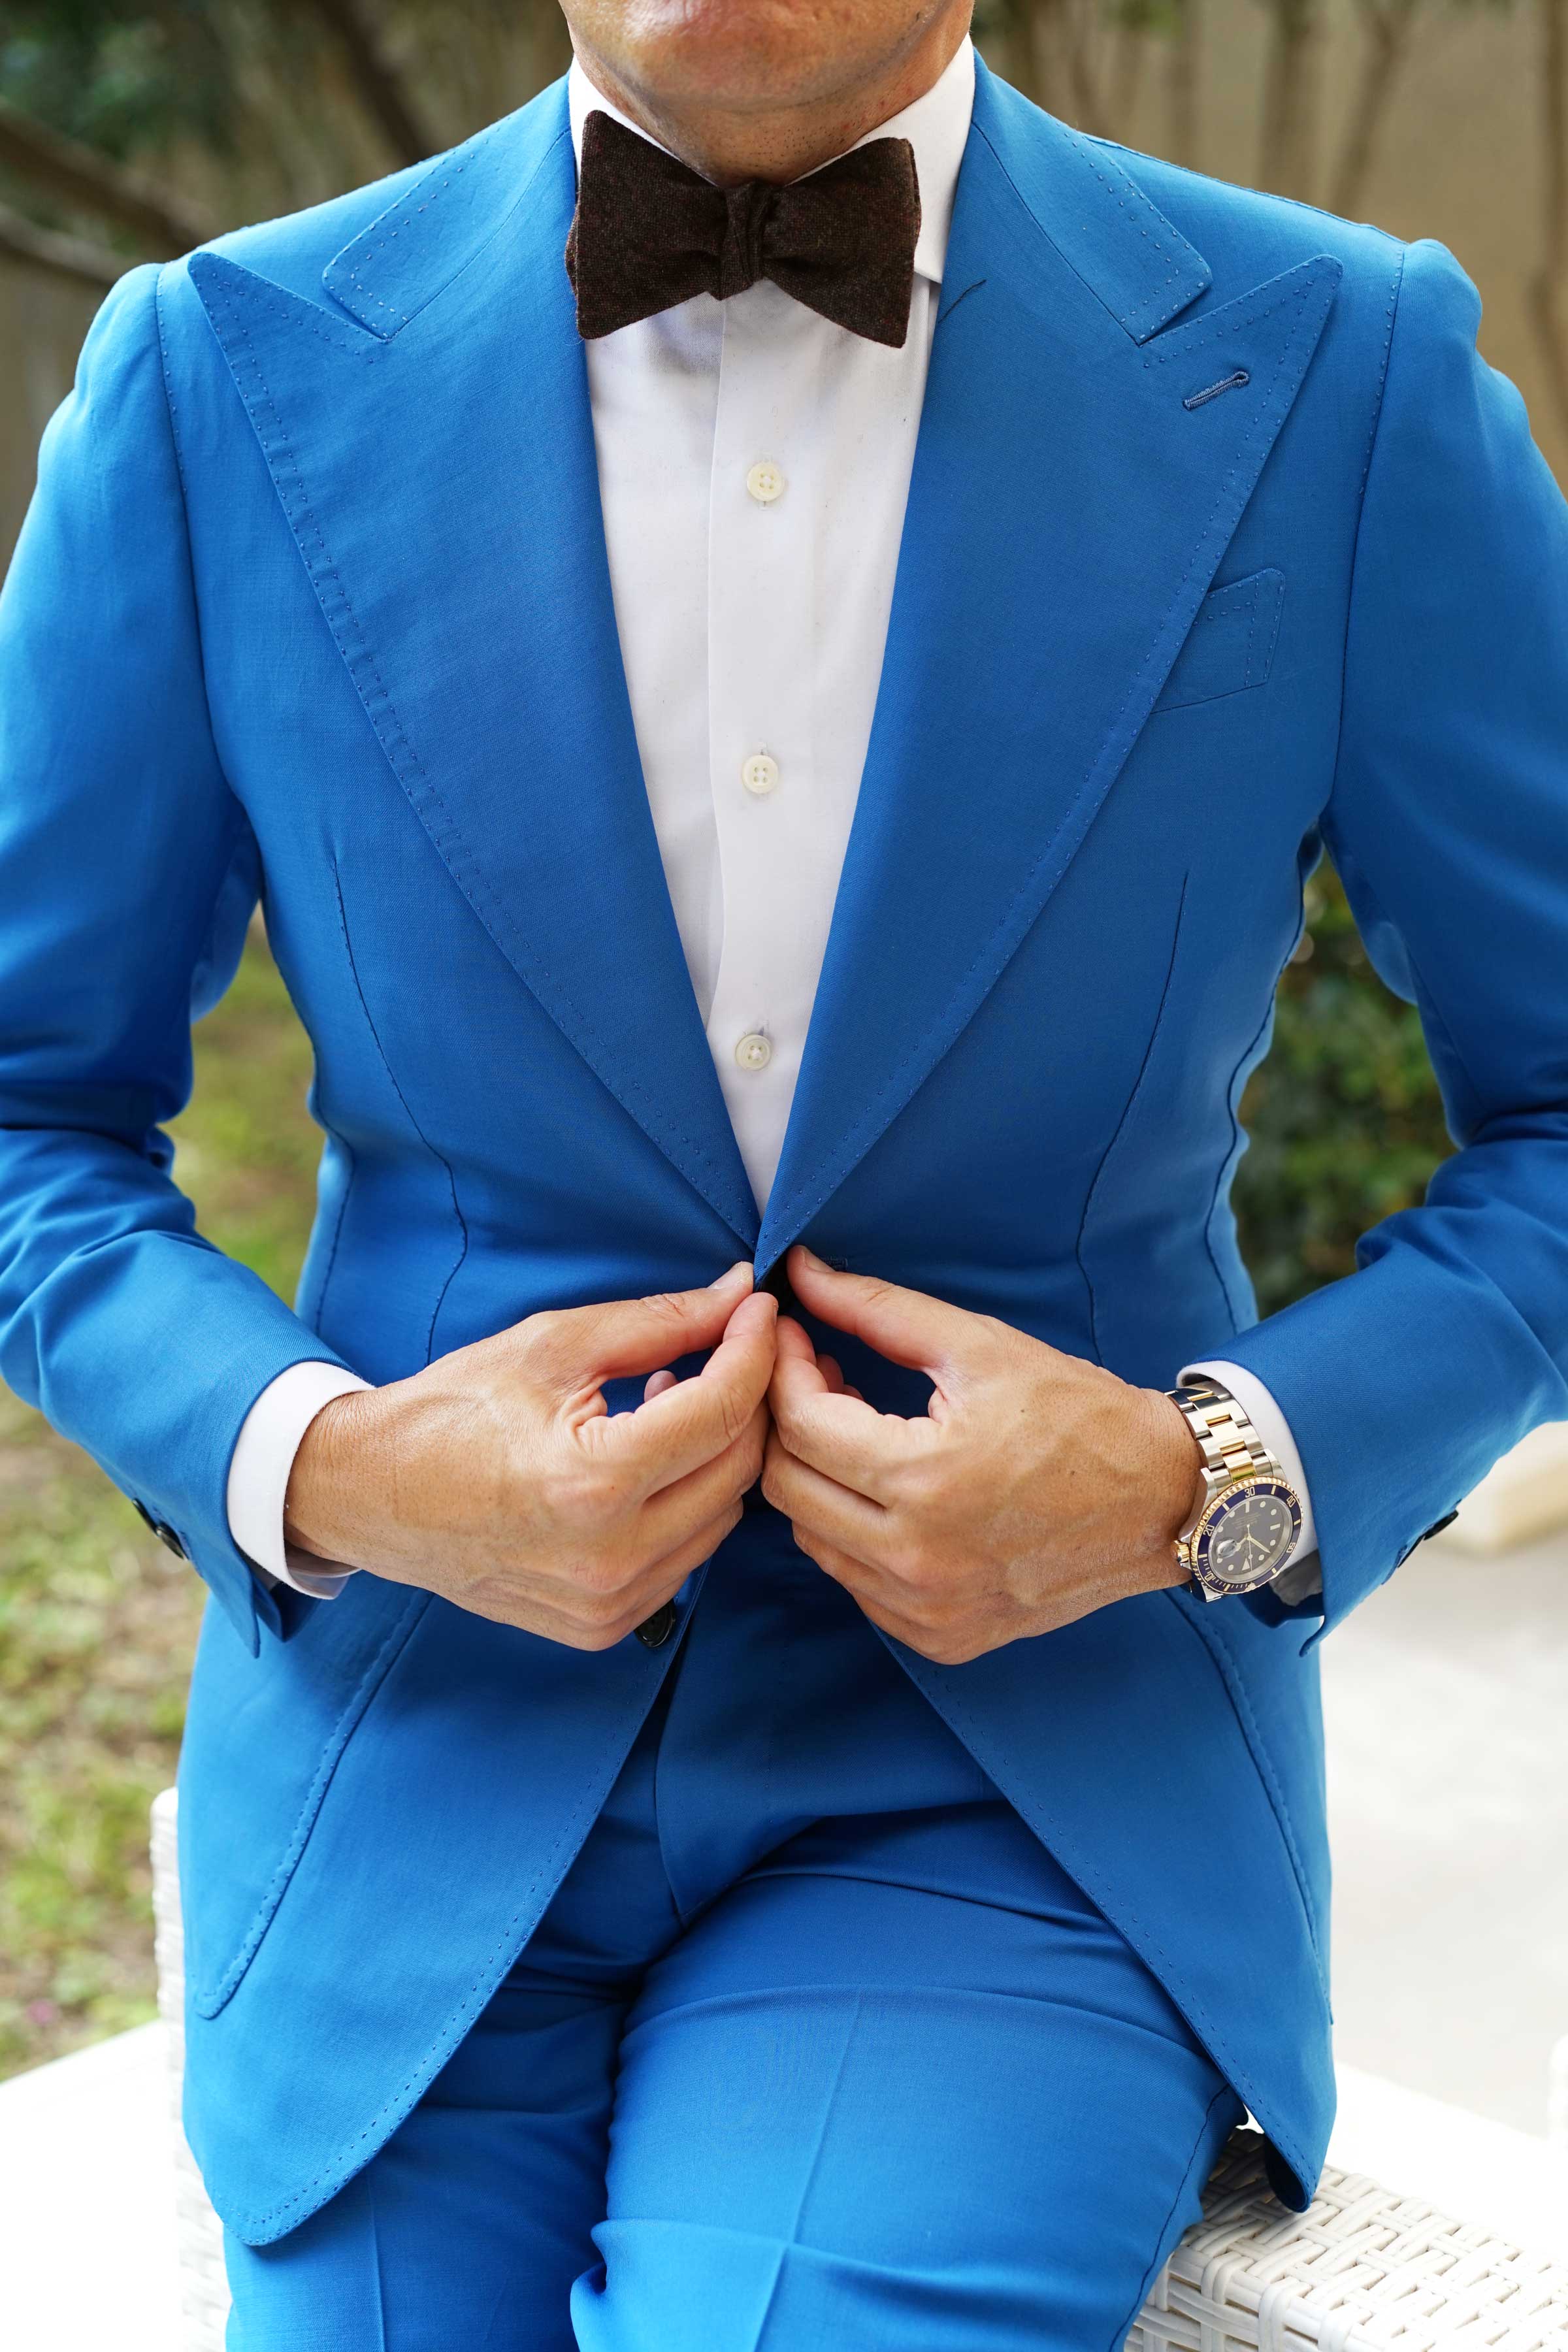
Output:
[189, 84, 760, 1251]
[754, 65, 1341, 1272]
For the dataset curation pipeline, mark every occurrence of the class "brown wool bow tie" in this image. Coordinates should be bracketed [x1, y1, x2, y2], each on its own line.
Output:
[566, 108, 923, 348]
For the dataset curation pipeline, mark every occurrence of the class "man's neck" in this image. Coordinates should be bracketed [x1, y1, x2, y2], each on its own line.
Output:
[568, 7, 972, 188]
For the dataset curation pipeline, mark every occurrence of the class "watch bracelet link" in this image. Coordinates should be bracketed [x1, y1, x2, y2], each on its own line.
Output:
[1166, 1378, 1277, 1498]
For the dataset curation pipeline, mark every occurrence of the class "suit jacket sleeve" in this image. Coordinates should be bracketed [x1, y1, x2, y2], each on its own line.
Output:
[0, 263, 353, 1656]
[1221, 236, 1568, 1641]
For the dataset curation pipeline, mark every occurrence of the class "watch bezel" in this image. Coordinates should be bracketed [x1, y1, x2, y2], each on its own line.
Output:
[1189, 1474, 1303, 1594]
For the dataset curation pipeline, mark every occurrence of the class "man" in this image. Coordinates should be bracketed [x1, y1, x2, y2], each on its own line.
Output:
[1, 0, 1565, 2340]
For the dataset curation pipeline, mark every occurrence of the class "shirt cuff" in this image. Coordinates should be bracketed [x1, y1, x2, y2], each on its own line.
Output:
[226, 1360, 372, 1599]
[1178, 1356, 1321, 1599]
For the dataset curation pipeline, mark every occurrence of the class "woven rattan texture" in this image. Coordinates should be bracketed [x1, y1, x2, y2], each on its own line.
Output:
[150, 1793, 1568, 2352]
[1129, 2131, 1568, 2352]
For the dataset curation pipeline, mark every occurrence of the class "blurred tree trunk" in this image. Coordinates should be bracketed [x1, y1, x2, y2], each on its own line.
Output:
[985, 0, 1068, 116]
[1331, 0, 1424, 218]
[1107, 16, 1151, 128]
[0, 201, 126, 287]
[1257, 0, 1325, 198]
[0, 97, 214, 255]
[1167, 0, 1203, 165]
[295, 0, 440, 165]
[1059, 0, 1113, 132]
[1021, 0, 1068, 113]
[1531, 0, 1568, 431]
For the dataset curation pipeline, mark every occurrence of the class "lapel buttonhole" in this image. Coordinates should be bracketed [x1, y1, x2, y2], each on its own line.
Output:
[1182, 368, 1251, 411]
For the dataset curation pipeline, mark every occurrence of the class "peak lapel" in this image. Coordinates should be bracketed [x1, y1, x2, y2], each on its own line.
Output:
[190, 85, 759, 1250]
[757, 65, 1339, 1271]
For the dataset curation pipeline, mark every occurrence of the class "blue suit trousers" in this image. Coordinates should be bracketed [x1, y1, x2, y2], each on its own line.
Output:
[223, 1545, 1243, 2348]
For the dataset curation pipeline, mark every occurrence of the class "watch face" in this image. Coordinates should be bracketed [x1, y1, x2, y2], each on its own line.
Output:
[1196, 1480, 1301, 1589]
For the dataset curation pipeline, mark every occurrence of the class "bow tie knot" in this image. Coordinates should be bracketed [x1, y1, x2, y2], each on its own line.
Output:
[566, 108, 923, 347]
[718, 179, 776, 301]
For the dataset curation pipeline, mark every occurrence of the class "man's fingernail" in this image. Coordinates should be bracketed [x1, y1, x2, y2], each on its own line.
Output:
[710, 1260, 751, 1287]
[796, 1246, 825, 1270]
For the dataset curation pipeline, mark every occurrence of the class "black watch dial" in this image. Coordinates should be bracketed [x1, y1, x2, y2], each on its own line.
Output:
[1200, 1481, 1299, 1588]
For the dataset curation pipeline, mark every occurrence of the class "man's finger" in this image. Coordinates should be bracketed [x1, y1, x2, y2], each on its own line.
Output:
[534, 1262, 755, 1388]
[611, 1290, 777, 1486]
[546, 1506, 747, 1649]
[637, 1505, 749, 1595]
[786, 1247, 993, 1381]
[788, 1528, 869, 1592]
[762, 1430, 891, 1558]
[608, 1505, 748, 1631]
[639, 1403, 768, 1546]
[768, 1319, 917, 1501]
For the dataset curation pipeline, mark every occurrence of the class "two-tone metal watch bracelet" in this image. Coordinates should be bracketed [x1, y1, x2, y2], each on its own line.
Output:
[1169, 1378, 1277, 1488]
[1164, 1377, 1303, 1600]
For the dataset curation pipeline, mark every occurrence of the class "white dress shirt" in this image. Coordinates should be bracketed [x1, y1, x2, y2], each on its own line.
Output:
[228, 39, 1316, 1597]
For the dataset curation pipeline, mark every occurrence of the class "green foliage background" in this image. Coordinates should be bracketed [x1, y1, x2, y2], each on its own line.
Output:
[1235, 867, 1452, 1313]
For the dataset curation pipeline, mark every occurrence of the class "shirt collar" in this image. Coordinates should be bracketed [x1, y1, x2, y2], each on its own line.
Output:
[566, 35, 975, 288]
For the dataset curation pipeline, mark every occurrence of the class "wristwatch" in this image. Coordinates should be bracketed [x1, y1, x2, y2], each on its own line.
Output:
[1165, 1377, 1303, 1602]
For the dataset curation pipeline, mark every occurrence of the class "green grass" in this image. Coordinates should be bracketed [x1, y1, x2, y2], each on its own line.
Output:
[0, 883, 1448, 2083]
[0, 924, 319, 2079]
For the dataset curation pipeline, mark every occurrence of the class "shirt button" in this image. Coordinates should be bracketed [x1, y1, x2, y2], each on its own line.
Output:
[745, 459, 785, 504]
[734, 1031, 772, 1071]
[741, 752, 779, 796]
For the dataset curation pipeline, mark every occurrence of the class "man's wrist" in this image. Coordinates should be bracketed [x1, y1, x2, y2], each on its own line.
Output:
[284, 1386, 387, 1569]
[227, 1360, 370, 1594]
[1141, 1386, 1207, 1580]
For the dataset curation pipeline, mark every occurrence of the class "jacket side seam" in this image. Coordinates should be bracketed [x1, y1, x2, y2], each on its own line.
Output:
[331, 862, 468, 1364]
[1075, 874, 1189, 1361]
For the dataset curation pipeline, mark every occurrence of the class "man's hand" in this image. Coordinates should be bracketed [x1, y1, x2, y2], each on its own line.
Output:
[762, 1247, 1200, 1664]
[284, 1263, 776, 1648]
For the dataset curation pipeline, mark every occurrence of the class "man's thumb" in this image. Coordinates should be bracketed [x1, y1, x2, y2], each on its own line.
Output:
[543, 1262, 755, 1384]
[785, 1247, 977, 1375]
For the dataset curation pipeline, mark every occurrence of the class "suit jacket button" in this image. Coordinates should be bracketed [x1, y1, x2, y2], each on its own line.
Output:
[635, 1602, 677, 1649]
[154, 1520, 188, 1560]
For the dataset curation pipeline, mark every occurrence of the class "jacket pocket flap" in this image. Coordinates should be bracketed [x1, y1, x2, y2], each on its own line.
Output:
[1155, 567, 1285, 713]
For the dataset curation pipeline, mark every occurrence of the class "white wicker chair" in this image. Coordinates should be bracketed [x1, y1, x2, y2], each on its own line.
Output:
[150, 1790, 1568, 2352]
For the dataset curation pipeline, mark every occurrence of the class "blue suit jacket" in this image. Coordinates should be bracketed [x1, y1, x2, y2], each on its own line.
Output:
[3, 61, 1567, 2242]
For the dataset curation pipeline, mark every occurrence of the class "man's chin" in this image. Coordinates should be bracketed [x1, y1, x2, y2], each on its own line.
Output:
[571, 0, 930, 116]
